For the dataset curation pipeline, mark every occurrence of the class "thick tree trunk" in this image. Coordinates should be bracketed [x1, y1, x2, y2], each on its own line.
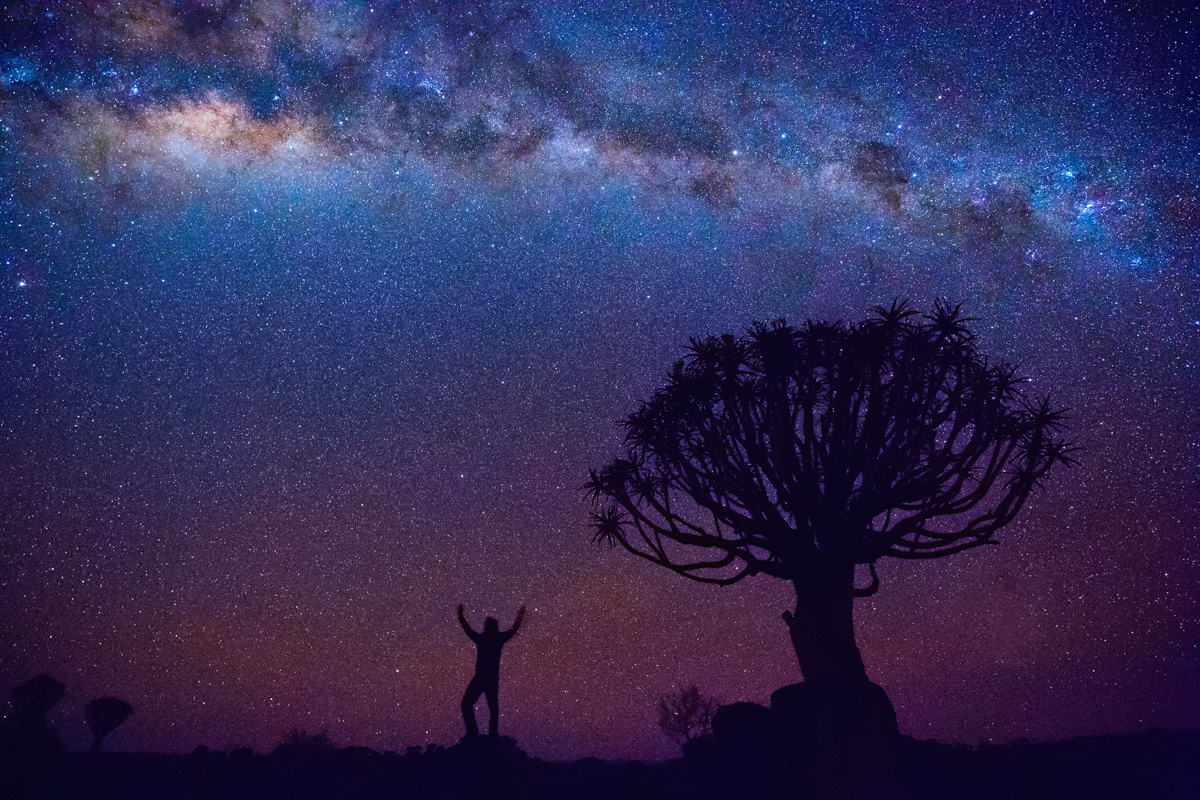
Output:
[781, 556, 904, 799]
[784, 557, 868, 685]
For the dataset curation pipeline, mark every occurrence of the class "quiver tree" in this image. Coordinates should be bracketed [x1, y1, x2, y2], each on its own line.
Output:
[85, 697, 133, 753]
[9, 675, 66, 730]
[587, 301, 1073, 687]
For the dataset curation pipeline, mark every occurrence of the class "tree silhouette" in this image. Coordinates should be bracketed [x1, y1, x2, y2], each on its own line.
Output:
[587, 301, 1073, 686]
[657, 685, 719, 745]
[85, 697, 133, 753]
[272, 728, 336, 759]
[9, 675, 66, 730]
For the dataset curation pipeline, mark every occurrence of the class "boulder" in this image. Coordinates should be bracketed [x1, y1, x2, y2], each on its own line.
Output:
[711, 701, 777, 748]
[772, 680, 902, 800]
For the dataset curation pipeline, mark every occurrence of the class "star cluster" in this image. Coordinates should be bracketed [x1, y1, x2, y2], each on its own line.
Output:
[2, 0, 1198, 762]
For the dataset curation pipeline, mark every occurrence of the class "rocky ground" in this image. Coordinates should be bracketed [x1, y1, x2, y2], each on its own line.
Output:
[4, 727, 1198, 800]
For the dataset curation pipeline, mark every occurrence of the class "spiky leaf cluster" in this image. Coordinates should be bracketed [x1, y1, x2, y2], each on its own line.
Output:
[587, 301, 1073, 589]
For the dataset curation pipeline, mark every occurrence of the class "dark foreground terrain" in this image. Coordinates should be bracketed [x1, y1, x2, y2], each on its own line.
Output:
[4, 729, 1197, 800]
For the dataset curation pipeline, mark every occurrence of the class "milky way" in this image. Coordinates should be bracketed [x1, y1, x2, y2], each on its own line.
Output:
[2, 0, 1198, 762]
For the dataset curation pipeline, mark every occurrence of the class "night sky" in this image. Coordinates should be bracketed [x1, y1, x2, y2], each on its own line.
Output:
[2, 0, 1198, 764]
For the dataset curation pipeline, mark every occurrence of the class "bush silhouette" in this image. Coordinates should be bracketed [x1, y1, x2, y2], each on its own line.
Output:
[272, 729, 336, 759]
[658, 685, 719, 746]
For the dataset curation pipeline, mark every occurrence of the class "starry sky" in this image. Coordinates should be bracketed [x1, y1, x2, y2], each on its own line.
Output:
[2, 0, 1198, 763]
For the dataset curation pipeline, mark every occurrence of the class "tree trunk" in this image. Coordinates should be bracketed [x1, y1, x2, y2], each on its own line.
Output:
[785, 556, 868, 685]
[781, 556, 904, 800]
[777, 556, 902, 800]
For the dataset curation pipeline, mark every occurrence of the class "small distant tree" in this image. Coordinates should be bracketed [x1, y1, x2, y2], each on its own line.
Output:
[9, 675, 66, 730]
[657, 685, 719, 745]
[588, 301, 1073, 687]
[272, 729, 336, 759]
[85, 697, 133, 753]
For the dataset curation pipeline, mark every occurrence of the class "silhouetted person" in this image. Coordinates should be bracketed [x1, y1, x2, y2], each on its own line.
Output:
[458, 604, 524, 740]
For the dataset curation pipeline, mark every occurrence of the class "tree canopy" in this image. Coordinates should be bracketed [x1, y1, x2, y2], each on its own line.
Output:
[587, 301, 1074, 592]
[86, 697, 133, 753]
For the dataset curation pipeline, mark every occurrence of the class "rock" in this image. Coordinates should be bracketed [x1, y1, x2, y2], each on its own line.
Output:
[711, 701, 777, 748]
[680, 735, 718, 761]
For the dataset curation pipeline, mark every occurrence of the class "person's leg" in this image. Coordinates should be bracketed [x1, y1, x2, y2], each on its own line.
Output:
[461, 676, 485, 738]
[484, 682, 499, 738]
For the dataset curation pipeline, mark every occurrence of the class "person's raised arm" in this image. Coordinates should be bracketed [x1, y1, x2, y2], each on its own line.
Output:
[458, 604, 478, 639]
[506, 605, 526, 637]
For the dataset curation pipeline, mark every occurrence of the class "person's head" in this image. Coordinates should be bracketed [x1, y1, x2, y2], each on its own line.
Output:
[484, 616, 499, 633]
